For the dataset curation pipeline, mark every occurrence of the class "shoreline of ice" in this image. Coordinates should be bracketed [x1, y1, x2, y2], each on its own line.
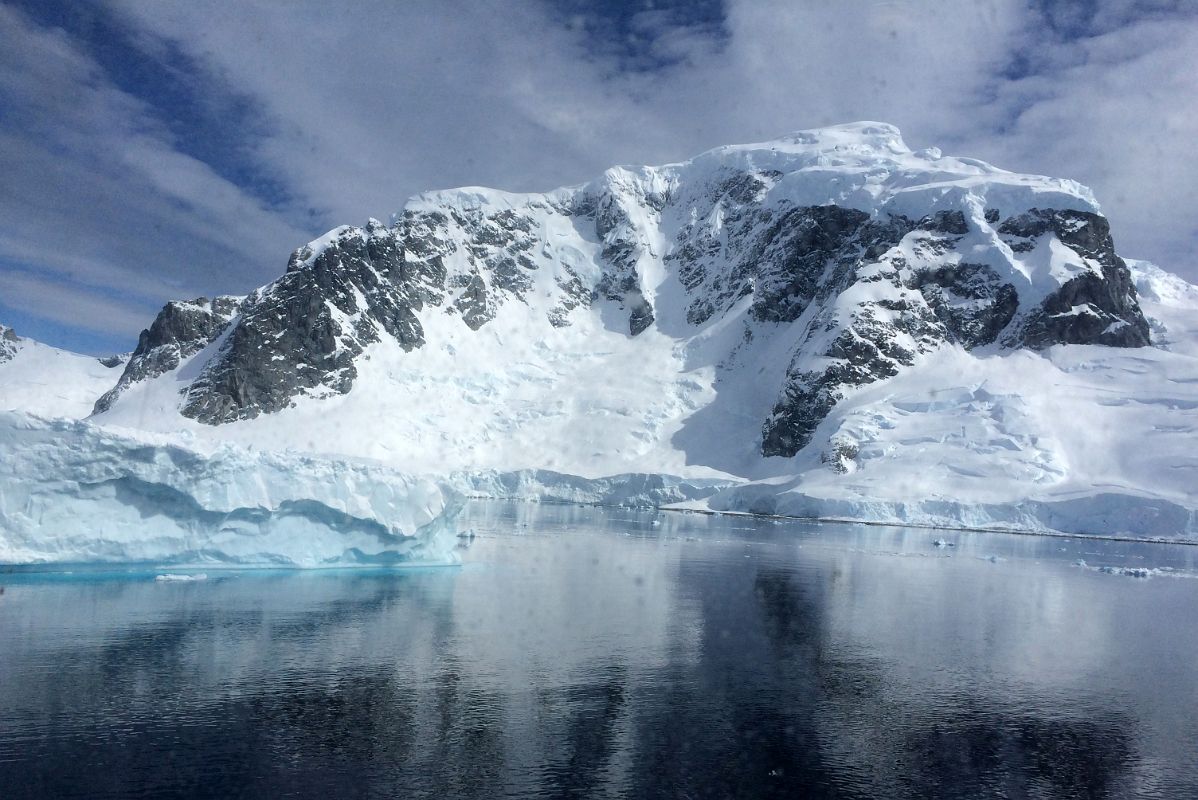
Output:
[0, 412, 463, 567]
[453, 470, 1197, 543]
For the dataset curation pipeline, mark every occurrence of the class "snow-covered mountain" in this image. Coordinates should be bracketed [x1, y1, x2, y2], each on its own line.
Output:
[0, 324, 124, 419]
[6, 122, 1198, 539]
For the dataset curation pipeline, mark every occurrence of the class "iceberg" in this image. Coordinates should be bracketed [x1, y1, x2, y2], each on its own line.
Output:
[0, 412, 461, 566]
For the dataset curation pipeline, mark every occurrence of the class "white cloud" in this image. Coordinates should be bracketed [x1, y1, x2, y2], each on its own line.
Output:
[4, 0, 1196, 353]
[955, 14, 1198, 271]
[0, 4, 309, 342]
[102, 0, 1033, 210]
[1, 270, 155, 338]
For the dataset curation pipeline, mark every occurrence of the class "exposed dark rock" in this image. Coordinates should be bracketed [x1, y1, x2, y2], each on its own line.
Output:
[1000, 209, 1150, 348]
[748, 206, 874, 323]
[919, 210, 969, 235]
[181, 224, 425, 423]
[396, 210, 452, 306]
[547, 266, 591, 328]
[667, 201, 913, 329]
[93, 296, 242, 414]
[453, 272, 496, 330]
[761, 318, 916, 458]
[593, 192, 659, 336]
[820, 438, 860, 474]
[713, 169, 774, 206]
[628, 293, 655, 336]
[746, 208, 1150, 458]
[0, 324, 19, 363]
[911, 263, 1019, 348]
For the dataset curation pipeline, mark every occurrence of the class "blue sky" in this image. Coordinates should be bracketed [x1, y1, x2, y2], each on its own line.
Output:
[2, 0, 1196, 354]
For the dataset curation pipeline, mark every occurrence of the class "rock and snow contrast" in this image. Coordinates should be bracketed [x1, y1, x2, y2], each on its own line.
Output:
[2, 121, 1197, 555]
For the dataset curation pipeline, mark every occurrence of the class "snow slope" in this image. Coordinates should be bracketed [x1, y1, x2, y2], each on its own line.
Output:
[0, 412, 460, 566]
[0, 328, 120, 418]
[7, 122, 1198, 541]
[94, 123, 1146, 469]
[95, 286, 736, 478]
[707, 262, 1198, 538]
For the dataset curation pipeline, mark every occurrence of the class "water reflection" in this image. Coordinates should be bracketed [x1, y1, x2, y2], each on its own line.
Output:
[1, 502, 1196, 798]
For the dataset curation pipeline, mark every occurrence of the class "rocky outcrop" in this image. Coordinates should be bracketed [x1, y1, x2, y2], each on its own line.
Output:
[182, 222, 424, 423]
[91, 124, 1155, 461]
[999, 209, 1150, 348]
[589, 183, 660, 336]
[758, 206, 1149, 457]
[92, 296, 241, 414]
[0, 324, 20, 363]
[97, 354, 127, 369]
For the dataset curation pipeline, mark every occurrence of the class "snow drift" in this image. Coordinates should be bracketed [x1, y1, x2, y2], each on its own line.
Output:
[0, 412, 461, 566]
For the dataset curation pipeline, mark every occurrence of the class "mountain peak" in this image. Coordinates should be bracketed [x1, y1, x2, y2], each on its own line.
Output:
[94, 125, 1151, 467]
[746, 120, 908, 153]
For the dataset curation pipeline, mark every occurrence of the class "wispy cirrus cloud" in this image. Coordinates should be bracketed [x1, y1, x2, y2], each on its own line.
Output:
[0, 2, 308, 351]
[957, 7, 1198, 274]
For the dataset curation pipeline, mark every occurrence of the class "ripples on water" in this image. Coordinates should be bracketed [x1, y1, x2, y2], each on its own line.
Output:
[1, 501, 1196, 798]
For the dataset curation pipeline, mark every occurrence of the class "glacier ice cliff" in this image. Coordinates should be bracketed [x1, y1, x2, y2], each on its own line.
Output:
[0, 412, 461, 566]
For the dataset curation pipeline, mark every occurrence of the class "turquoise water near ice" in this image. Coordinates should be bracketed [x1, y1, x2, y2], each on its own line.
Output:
[2, 501, 1197, 798]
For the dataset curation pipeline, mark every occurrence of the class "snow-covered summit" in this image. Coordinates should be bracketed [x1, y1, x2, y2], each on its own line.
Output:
[94, 122, 1151, 447]
[23, 121, 1191, 538]
[625, 121, 1097, 217]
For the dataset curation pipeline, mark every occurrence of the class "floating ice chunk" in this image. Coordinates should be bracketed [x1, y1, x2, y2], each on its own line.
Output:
[1097, 566, 1153, 578]
[1075, 559, 1157, 578]
[155, 573, 208, 582]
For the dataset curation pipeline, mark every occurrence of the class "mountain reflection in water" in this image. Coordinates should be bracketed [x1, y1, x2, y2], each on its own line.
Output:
[1, 501, 1195, 798]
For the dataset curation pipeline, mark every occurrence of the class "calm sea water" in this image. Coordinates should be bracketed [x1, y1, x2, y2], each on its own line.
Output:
[2, 501, 1197, 799]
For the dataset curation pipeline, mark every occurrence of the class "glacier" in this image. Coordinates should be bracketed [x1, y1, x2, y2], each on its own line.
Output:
[2, 122, 1198, 550]
[695, 259, 1198, 539]
[0, 412, 461, 566]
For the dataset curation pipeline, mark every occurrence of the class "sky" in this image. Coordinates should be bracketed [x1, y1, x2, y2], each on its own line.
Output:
[1, 0, 1195, 354]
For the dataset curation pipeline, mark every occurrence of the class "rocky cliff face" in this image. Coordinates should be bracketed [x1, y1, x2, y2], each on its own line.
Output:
[93, 123, 1151, 460]
[179, 222, 426, 422]
[0, 324, 20, 364]
[756, 207, 1149, 456]
[998, 209, 1150, 349]
[93, 296, 242, 414]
